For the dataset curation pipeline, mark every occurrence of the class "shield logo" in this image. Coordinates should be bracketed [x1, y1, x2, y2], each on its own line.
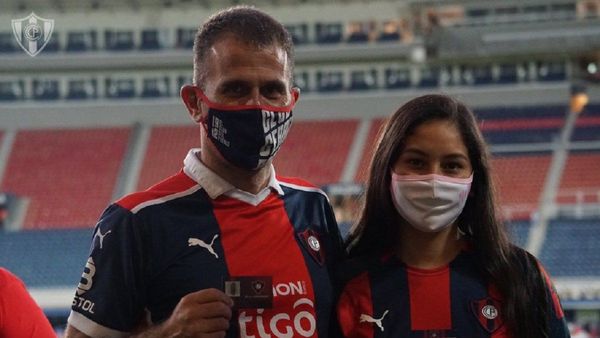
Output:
[470, 297, 504, 333]
[11, 12, 54, 57]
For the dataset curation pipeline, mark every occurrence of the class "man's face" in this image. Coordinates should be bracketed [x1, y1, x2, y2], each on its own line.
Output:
[201, 35, 294, 109]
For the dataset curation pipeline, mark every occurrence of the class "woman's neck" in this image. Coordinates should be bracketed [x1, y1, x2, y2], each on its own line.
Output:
[396, 224, 465, 270]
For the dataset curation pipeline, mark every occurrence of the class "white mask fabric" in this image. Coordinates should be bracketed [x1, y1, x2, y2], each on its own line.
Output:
[390, 172, 473, 233]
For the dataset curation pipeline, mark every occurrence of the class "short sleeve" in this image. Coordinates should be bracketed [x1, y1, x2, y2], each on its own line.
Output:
[67, 204, 146, 337]
[537, 262, 570, 338]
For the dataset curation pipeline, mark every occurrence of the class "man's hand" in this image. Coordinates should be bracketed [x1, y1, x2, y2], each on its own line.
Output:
[65, 288, 234, 338]
[150, 288, 234, 338]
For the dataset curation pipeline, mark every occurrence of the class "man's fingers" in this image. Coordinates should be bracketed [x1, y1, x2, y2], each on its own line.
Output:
[188, 317, 231, 334]
[184, 288, 234, 307]
[195, 301, 233, 320]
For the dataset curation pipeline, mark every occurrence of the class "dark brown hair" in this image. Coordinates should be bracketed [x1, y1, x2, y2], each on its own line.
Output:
[347, 94, 551, 338]
[193, 5, 294, 87]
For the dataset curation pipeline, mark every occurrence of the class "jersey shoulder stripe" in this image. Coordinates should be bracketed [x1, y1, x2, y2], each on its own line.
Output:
[116, 170, 201, 214]
[277, 175, 329, 201]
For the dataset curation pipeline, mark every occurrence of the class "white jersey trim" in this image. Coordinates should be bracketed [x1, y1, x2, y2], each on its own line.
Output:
[278, 180, 330, 202]
[130, 185, 203, 214]
[68, 311, 128, 338]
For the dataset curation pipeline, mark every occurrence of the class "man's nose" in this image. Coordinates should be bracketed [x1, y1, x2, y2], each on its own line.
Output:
[243, 88, 262, 105]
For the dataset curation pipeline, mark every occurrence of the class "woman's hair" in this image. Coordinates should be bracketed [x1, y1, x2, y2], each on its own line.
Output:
[346, 94, 551, 338]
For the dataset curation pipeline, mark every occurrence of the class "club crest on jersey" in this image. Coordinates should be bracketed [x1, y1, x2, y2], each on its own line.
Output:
[297, 229, 324, 266]
[471, 297, 503, 333]
[252, 280, 266, 294]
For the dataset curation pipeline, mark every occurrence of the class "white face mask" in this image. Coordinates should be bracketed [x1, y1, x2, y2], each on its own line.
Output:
[390, 172, 473, 233]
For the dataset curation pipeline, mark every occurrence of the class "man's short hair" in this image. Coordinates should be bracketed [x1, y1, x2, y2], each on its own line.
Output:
[193, 5, 294, 87]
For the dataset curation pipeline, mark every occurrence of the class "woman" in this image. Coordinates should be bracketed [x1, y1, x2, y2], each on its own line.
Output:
[337, 94, 569, 338]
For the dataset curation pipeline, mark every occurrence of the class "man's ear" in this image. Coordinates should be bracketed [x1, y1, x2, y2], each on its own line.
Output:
[180, 85, 203, 123]
[291, 87, 301, 104]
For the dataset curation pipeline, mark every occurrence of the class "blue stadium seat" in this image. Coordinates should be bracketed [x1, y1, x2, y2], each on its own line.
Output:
[105, 78, 136, 98]
[0, 80, 25, 101]
[507, 220, 531, 248]
[317, 71, 344, 92]
[141, 77, 170, 98]
[418, 67, 440, 88]
[0, 32, 17, 52]
[385, 68, 411, 89]
[105, 30, 134, 51]
[540, 219, 600, 276]
[316, 22, 343, 44]
[285, 24, 309, 45]
[67, 79, 97, 100]
[140, 29, 161, 50]
[176, 28, 195, 49]
[0, 229, 93, 287]
[537, 61, 567, 82]
[66, 31, 97, 52]
[294, 71, 310, 92]
[32, 79, 60, 100]
[350, 69, 377, 90]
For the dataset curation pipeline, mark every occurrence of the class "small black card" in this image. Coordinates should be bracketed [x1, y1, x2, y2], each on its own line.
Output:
[224, 276, 273, 309]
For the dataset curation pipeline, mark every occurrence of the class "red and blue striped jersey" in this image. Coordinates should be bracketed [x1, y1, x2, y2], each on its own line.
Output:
[68, 150, 343, 337]
[336, 250, 569, 338]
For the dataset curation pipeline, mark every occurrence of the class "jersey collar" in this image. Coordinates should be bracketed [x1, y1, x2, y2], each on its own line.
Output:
[183, 148, 284, 204]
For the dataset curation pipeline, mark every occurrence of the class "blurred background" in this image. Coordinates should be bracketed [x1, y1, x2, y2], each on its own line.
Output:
[0, 0, 599, 336]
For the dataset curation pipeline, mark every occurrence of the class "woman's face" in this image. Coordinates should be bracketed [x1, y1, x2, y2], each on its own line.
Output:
[392, 119, 473, 178]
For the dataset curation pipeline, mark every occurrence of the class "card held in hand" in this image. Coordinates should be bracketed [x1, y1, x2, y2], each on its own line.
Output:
[224, 276, 273, 309]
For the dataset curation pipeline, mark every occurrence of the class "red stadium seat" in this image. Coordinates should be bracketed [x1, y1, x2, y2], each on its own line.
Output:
[1, 128, 130, 229]
[136, 125, 198, 191]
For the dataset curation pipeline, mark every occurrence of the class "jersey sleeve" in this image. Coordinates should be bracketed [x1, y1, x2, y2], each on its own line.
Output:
[0, 268, 55, 338]
[537, 262, 570, 338]
[67, 204, 146, 337]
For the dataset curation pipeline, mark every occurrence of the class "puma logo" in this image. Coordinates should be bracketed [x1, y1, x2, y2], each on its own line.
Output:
[360, 310, 389, 332]
[93, 228, 112, 249]
[188, 234, 219, 259]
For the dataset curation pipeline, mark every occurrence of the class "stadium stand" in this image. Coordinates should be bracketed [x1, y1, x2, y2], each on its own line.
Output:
[274, 120, 359, 185]
[0, 229, 91, 287]
[0, 128, 131, 229]
[136, 125, 197, 191]
[354, 118, 385, 183]
[0, 1, 599, 334]
[557, 151, 600, 204]
[541, 219, 600, 276]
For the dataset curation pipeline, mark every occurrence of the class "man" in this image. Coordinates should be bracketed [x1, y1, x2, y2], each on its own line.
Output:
[65, 5, 343, 338]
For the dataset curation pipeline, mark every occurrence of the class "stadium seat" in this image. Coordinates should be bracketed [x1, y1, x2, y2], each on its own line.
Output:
[492, 153, 552, 220]
[316, 22, 343, 44]
[136, 126, 198, 191]
[540, 219, 600, 276]
[0, 128, 131, 229]
[274, 120, 359, 185]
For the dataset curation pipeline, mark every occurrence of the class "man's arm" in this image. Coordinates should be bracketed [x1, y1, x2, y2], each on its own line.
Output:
[65, 288, 233, 338]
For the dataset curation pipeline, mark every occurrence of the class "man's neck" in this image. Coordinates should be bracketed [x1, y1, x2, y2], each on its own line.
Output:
[396, 224, 464, 270]
[199, 149, 271, 195]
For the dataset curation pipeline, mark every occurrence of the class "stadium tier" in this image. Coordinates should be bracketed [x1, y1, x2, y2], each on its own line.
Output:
[0, 128, 131, 229]
[492, 153, 553, 220]
[274, 119, 359, 185]
[136, 125, 197, 191]
[558, 151, 600, 204]
[541, 219, 600, 276]
[354, 118, 385, 183]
